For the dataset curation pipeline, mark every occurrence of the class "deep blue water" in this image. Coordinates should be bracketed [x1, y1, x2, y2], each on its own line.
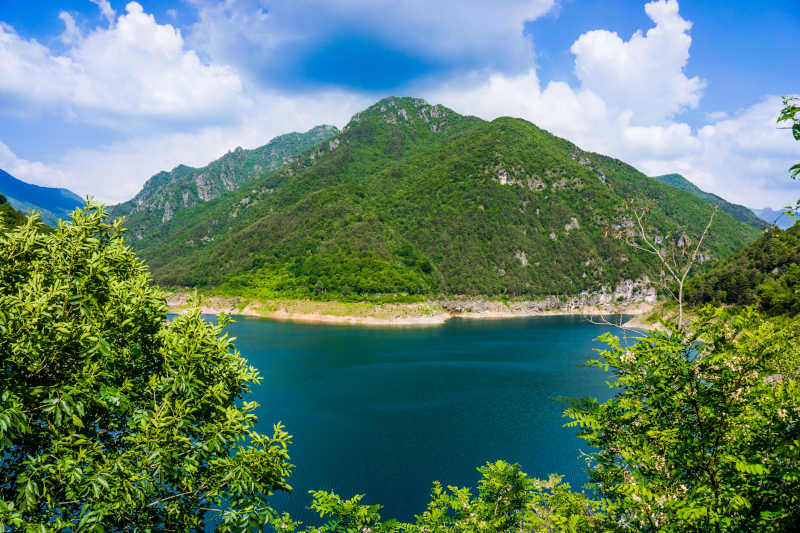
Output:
[212, 315, 620, 523]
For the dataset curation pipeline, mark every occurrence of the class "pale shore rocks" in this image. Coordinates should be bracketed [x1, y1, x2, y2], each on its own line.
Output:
[167, 278, 659, 328]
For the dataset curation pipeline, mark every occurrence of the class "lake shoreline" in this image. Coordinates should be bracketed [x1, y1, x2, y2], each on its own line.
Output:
[167, 293, 659, 328]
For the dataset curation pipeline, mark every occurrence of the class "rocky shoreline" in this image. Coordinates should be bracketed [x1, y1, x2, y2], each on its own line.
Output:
[166, 279, 659, 328]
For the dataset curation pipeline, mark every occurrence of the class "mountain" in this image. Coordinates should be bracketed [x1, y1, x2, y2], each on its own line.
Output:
[125, 96, 761, 299]
[686, 223, 800, 315]
[652, 173, 768, 230]
[749, 207, 795, 230]
[110, 125, 339, 240]
[0, 169, 83, 226]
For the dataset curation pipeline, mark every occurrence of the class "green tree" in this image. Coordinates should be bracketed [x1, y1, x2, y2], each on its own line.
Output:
[777, 95, 800, 219]
[564, 308, 800, 532]
[0, 205, 293, 531]
[295, 461, 598, 533]
[777, 95, 800, 179]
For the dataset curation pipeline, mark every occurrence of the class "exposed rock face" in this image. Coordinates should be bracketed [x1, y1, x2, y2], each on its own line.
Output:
[162, 201, 173, 222]
[439, 278, 656, 314]
[564, 217, 580, 232]
[110, 124, 339, 242]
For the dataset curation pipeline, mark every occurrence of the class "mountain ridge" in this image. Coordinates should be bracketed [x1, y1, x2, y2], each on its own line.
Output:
[110, 124, 339, 240]
[0, 169, 83, 226]
[749, 206, 795, 229]
[652, 173, 767, 230]
[123, 96, 762, 299]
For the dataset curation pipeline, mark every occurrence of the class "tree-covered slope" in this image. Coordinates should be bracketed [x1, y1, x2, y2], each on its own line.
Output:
[110, 124, 338, 241]
[0, 193, 26, 228]
[0, 168, 83, 226]
[686, 223, 800, 315]
[653, 173, 768, 230]
[128, 97, 761, 298]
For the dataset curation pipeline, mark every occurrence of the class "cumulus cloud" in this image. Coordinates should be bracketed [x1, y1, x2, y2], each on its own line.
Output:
[89, 0, 116, 26]
[58, 12, 81, 45]
[570, 0, 704, 122]
[0, 2, 245, 125]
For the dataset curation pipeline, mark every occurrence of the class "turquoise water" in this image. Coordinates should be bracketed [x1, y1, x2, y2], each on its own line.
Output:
[217, 314, 620, 523]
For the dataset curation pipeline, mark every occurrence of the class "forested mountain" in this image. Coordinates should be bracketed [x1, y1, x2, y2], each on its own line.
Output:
[0, 169, 83, 226]
[750, 206, 795, 229]
[125, 97, 761, 299]
[686, 223, 800, 315]
[652, 173, 767, 230]
[110, 125, 338, 241]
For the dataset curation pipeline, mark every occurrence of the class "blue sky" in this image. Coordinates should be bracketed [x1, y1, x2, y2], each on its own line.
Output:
[0, 0, 797, 207]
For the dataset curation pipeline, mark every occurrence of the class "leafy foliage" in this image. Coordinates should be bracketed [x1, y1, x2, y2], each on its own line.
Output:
[0, 205, 293, 531]
[686, 223, 800, 314]
[777, 95, 800, 179]
[564, 309, 800, 531]
[126, 97, 759, 299]
[280, 461, 598, 533]
[0, 193, 26, 228]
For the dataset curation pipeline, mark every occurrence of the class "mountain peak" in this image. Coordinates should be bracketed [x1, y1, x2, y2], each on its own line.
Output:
[347, 96, 467, 131]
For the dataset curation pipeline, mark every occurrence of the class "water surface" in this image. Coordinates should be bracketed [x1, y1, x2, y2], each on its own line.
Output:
[217, 315, 620, 522]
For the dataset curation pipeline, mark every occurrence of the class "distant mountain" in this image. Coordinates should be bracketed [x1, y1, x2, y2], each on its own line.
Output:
[652, 173, 767, 230]
[749, 207, 795, 230]
[687, 223, 800, 315]
[110, 125, 339, 241]
[0, 169, 83, 226]
[124, 96, 761, 299]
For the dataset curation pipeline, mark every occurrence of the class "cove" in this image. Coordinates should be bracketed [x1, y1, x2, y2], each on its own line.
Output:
[213, 314, 623, 523]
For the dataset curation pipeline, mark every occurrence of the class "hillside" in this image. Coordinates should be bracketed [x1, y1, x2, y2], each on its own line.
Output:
[0, 193, 26, 228]
[750, 206, 795, 230]
[686, 223, 800, 315]
[126, 97, 761, 299]
[110, 125, 338, 241]
[652, 173, 767, 230]
[0, 169, 83, 226]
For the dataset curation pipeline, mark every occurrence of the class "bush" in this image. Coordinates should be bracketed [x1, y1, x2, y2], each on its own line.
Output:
[0, 205, 292, 531]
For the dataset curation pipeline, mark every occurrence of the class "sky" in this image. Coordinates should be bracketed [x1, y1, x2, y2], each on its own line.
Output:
[0, 0, 798, 208]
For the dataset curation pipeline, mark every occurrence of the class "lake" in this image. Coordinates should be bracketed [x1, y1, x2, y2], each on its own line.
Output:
[216, 314, 622, 523]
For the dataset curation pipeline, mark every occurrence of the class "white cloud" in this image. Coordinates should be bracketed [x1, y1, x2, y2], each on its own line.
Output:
[89, 0, 116, 26]
[58, 12, 81, 45]
[0, 141, 70, 191]
[0, 2, 245, 124]
[570, 0, 704, 122]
